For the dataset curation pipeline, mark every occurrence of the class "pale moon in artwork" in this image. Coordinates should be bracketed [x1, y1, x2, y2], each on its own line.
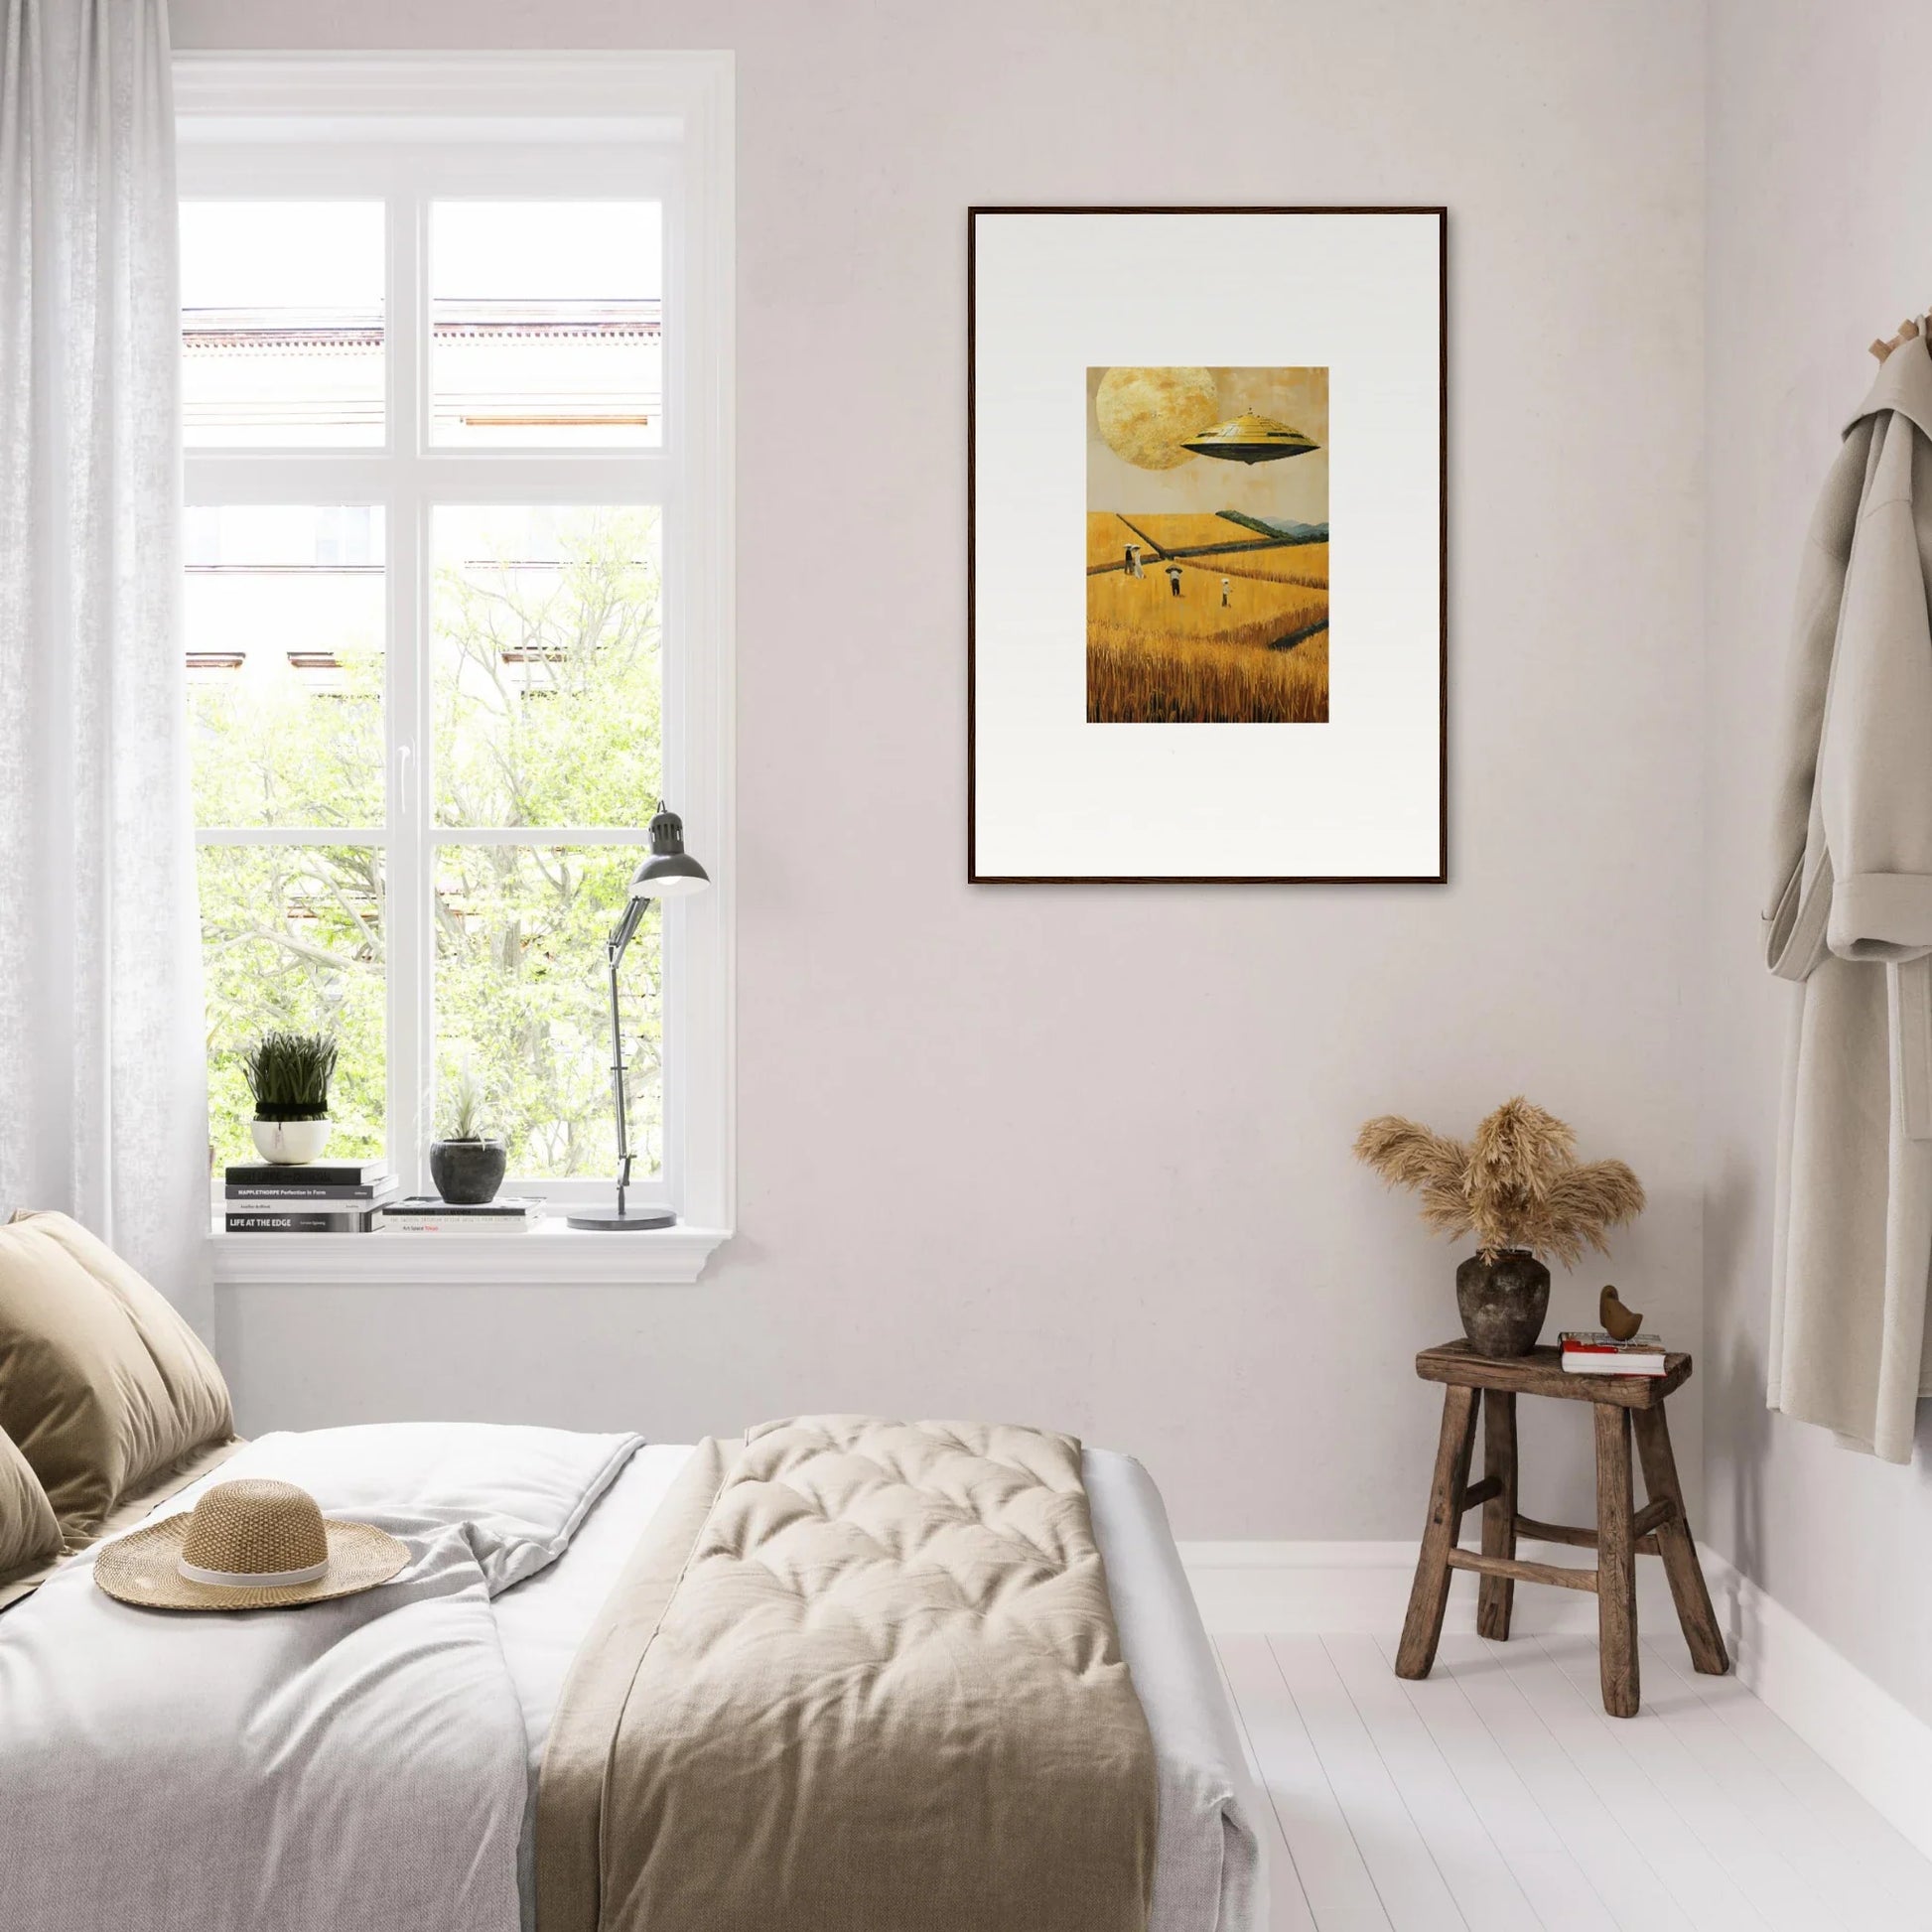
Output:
[1093, 366, 1219, 471]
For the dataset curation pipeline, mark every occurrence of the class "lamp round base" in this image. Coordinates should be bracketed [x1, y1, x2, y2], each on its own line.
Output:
[566, 1206, 678, 1231]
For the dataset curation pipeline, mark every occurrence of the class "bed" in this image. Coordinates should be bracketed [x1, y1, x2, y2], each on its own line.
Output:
[0, 1421, 1265, 1932]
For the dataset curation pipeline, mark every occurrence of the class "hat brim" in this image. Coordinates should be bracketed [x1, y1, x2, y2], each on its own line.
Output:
[93, 1514, 410, 1612]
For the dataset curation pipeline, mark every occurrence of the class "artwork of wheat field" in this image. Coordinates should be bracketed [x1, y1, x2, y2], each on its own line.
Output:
[1086, 365, 1329, 724]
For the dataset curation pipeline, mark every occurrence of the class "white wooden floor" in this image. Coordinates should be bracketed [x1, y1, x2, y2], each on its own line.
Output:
[1215, 1629, 1932, 1931]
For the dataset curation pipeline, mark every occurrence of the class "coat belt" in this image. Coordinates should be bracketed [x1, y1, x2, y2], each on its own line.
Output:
[1767, 856, 1932, 1140]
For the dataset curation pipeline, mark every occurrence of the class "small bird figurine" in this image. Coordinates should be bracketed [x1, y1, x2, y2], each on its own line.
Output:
[1599, 1285, 1643, 1341]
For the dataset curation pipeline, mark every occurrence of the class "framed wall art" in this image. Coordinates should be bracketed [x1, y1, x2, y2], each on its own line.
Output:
[968, 207, 1447, 884]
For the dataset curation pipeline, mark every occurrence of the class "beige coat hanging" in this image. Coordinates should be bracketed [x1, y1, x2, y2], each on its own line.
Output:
[1765, 333, 1932, 1461]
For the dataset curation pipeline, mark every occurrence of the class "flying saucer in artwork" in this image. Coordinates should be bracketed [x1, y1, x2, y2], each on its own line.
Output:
[1179, 412, 1321, 464]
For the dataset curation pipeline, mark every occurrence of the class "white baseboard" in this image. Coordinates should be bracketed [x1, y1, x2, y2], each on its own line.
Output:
[1179, 1538, 1932, 1865]
[1699, 1547, 1932, 1863]
[1177, 1538, 1681, 1637]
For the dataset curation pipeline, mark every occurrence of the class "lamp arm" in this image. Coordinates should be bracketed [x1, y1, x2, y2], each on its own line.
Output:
[605, 895, 652, 1217]
[608, 893, 648, 961]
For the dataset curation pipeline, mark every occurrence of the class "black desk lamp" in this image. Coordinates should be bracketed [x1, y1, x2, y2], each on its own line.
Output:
[568, 802, 709, 1230]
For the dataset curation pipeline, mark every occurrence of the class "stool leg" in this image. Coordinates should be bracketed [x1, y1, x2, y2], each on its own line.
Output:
[1476, 1389, 1518, 1640]
[1593, 1403, 1640, 1718]
[1632, 1405, 1729, 1676]
[1397, 1384, 1478, 1680]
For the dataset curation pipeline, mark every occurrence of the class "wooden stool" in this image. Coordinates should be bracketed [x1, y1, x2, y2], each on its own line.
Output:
[1394, 1339, 1728, 1718]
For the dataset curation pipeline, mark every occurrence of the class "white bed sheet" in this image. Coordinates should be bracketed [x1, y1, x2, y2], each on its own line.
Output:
[492, 1443, 1264, 1932]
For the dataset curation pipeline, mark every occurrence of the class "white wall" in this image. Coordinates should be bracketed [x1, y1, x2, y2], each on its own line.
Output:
[1704, 0, 1932, 1729]
[173, 0, 1707, 1541]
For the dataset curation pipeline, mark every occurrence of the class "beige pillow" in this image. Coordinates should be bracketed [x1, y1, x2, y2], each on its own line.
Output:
[0, 1211, 233, 1538]
[0, 1423, 62, 1584]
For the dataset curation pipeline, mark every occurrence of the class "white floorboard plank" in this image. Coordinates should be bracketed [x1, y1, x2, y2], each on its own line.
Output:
[1218, 1636, 1381, 1931]
[1431, 1635, 1700, 1932]
[1215, 1640, 1272, 1790]
[1537, 1634, 1839, 1932]
[1634, 1637, 1924, 1932]
[1213, 1640, 1320, 1932]
[1491, 1637, 1767, 1930]
[1319, 1635, 1542, 1931]
[1367, 1633, 1621, 1932]
[1269, 1635, 1467, 1930]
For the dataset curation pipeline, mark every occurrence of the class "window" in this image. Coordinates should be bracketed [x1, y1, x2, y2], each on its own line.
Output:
[176, 56, 735, 1279]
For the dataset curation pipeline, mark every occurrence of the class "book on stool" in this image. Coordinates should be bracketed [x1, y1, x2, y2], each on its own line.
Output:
[1560, 1328, 1667, 1376]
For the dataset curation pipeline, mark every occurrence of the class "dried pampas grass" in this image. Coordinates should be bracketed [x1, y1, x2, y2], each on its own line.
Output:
[1353, 1096, 1645, 1265]
[1350, 1116, 1472, 1239]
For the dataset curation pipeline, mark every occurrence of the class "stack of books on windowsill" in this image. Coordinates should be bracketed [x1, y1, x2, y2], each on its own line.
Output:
[378, 1196, 546, 1235]
[222, 1160, 398, 1233]
[1559, 1329, 1669, 1376]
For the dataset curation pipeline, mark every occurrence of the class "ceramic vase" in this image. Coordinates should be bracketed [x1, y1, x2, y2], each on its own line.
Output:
[1454, 1249, 1551, 1357]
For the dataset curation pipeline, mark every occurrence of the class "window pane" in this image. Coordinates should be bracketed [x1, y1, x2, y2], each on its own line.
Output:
[187, 506, 385, 829]
[199, 845, 387, 1167]
[432, 506, 661, 827]
[181, 203, 384, 447]
[430, 202, 661, 447]
[434, 846, 657, 1179]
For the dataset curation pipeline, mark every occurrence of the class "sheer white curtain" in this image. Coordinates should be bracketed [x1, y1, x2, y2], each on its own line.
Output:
[0, 0, 208, 1328]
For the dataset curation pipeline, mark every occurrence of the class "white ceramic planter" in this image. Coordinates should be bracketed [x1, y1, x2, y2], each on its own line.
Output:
[250, 1118, 333, 1166]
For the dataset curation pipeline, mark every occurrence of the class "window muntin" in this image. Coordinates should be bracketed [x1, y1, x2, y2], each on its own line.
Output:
[181, 202, 385, 447]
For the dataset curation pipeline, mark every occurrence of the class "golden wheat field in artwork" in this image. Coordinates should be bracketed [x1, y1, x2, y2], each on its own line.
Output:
[1087, 366, 1329, 724]
[1086, 517, 1329, 723]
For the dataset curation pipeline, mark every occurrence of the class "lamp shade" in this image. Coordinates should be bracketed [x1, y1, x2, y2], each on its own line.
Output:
[629, 802, 710, 900]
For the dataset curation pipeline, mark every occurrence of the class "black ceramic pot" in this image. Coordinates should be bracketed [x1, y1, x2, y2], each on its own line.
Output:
[428, 1138, 507, 1206]
[1454, 1249, 1551, 1357]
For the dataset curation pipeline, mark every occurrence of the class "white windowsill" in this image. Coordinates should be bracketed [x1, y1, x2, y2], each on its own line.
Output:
[209, 1219, 731, 1286]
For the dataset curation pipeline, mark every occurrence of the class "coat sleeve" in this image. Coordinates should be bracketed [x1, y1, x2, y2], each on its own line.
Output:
[1820, 417, 1932, 962]
[1764, 428, 1866, 979]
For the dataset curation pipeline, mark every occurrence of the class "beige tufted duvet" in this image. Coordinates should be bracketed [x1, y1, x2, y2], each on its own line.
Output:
[535, 1417, 1160, 1932]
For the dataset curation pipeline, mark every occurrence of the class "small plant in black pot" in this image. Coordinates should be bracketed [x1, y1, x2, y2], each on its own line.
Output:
[429, 1070, 507, 1205]
[243, 1031, 339, 1165]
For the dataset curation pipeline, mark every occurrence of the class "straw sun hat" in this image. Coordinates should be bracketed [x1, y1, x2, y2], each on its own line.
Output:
[94, 1478, 409, 1611]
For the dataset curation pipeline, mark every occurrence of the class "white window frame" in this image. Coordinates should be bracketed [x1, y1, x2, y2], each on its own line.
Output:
[177, 55, 735, 1285]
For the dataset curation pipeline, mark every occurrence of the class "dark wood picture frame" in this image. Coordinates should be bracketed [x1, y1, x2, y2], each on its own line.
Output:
[967, 206, 1449, 885]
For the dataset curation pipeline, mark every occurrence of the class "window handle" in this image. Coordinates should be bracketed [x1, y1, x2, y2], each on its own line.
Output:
[397, 742, 412, 818]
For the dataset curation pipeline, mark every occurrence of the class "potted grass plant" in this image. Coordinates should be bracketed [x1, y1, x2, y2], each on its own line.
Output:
[243, 1031, 340, 1166]
[429, 1067, 508, 1206]
[1353, 1096, 1646, 1356]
